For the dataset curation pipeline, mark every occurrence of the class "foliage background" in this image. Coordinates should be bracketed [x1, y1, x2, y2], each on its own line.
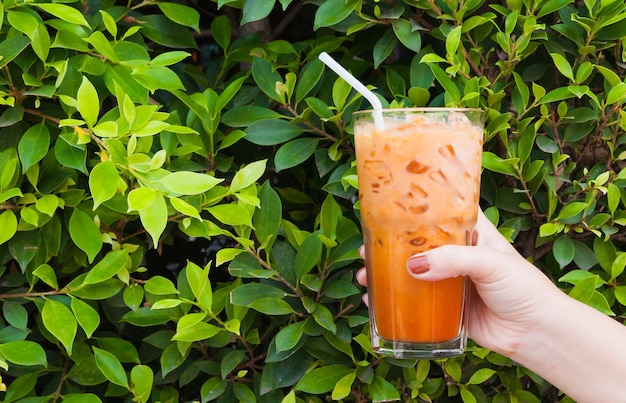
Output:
[0, 0, 625, 401]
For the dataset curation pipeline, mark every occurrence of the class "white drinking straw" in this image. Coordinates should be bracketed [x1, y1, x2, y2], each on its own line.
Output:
[318, 52, 385, 130]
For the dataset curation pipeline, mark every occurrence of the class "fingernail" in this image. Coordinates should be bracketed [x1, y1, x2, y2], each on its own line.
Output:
[407, 254, 430, 274]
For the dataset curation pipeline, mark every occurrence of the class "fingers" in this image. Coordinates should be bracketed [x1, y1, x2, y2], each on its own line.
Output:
[356, 267, 367, 286]
[406, 243, 511, 283]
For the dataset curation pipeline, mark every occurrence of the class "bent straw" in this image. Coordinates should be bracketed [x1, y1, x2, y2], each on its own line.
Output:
[318, 52, 385, 130]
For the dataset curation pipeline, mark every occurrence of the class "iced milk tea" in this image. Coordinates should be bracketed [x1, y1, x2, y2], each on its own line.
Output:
[354, 108, 483, 358]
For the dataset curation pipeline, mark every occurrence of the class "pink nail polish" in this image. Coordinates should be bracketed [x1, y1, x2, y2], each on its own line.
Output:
[407, 255, 430, 274]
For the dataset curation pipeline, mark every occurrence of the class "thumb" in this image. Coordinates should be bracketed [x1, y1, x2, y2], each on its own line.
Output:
[406, 244, 510, 283]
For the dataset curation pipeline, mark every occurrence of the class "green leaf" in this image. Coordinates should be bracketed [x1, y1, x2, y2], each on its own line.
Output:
[160, 171, 223, 195]
[275, 322, 305, 353]
[242, 0, 275, 25]
[83, 250, 129, 285]
[93, 346, 129, 387]
[230, 160, 267, 193]
[392, 19, 421, 52]
[445, 25, 463, 59]
[123, 284, 144, 311]
[62, 394, 102, 403]
[254, 181, 282, 248]
[71, 297, 100, 338]
[42, 299, 78, 354]
[549, 53, 574, 80]
[296, 365, 353, 394]
[130, 365, 154, 402]
[157, 2, 200, 32]
[35, 3, 90, 27]
[139, 191, 168, 246]
[186, 261, 212, 312]
[294, 232, 322, 279]
[230, 283, 288, 306]
[0, 36, 30, 69]
[244, 119, 304, 145]
[250, 297, 294, 315]
[468, 368, 496, 384]
[77, 76, 100, 127]
[332, 372, 356, 400]
[207, 204, 252, 227]
[251, 57, 285, 104]
[89, 160, 119, 209]
[69, 208, 102, 263]
[555, 201, 587, 221]
[275, 138, 320, 172]
[481, 151, 519, 175]
[553, 235, 575, 269]
[314, 0, 358, 30]
[144, 275, 180, 295]
[0, 210, 17, 245]
[18, 123, 50, 173]
[211, 15, 231, 51]
[0, 341, 47, 367]
[172, 315, 221, 342]
[221, 349, 246, 379]
[3, 301, 28, 330]
[373, 29, 398, 69]
[368, 375, 401, 402]
[201, 377, 228, 402]
[3, 372, 38, 402]
[569, 276, 597, 304]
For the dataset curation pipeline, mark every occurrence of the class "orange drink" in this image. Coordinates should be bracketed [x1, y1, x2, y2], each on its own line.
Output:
[353, 108, 483, 358]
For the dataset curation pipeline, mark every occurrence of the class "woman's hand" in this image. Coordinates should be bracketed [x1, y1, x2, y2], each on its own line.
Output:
[356, 210, 562, 357]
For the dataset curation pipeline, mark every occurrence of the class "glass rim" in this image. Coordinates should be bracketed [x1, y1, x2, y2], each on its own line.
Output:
[353, 107, 483, 115]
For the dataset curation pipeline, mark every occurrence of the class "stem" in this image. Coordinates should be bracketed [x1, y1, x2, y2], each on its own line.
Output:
[244, 247, 303, 298]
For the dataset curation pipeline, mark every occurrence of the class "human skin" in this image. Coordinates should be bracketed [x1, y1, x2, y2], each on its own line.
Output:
[356, 210, 626, 402]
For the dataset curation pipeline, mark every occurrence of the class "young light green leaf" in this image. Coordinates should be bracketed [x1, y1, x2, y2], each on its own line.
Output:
[89, 160, 119, 209]
[83, 249, 129, 285]
[144, 275, 180, 295]
[157, 2, 200, 32]
[139, 191, 168, 246]
[42, 298, 78, 354]
[332, 372, 356, 400]
[33, 264, 58, 289]
[71, 297, 100, 338]
[0, 210, 17, 245]
[69, 208, 103, 263]
[241, 0, 275, 25]
[170, 197, 201, 219]
[77, 76, 100, 127]
[207, 204, 253, 227]
[230, 159, 266, 193]
[130, 365, 154, 402]
[93, 346, 129, 387]
[36, 3, 90, 27]
[160, 171, 223, 195]
[185, 261, 212, 312]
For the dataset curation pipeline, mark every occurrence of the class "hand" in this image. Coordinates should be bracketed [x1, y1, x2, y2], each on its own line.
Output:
[356, 210, 563, 357]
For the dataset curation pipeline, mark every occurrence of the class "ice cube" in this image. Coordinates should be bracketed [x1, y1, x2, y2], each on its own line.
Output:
[447, 112, 471, 125]
[428, 169, 447, 185]
[409, 205, 429, 215]
[406, 159, 429, 174]
[438, 144, 456, 160]
[410, 183, 428, 198]
[409, 237, 427, 246]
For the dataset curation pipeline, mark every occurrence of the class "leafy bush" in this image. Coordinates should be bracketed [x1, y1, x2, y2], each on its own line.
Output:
[0, 0, 625, 401]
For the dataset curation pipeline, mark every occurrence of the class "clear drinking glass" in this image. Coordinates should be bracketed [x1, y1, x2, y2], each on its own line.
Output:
[353, 108, 484, 358]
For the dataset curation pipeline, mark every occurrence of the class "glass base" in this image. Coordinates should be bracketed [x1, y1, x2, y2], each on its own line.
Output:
[372, 334, 466, 359]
